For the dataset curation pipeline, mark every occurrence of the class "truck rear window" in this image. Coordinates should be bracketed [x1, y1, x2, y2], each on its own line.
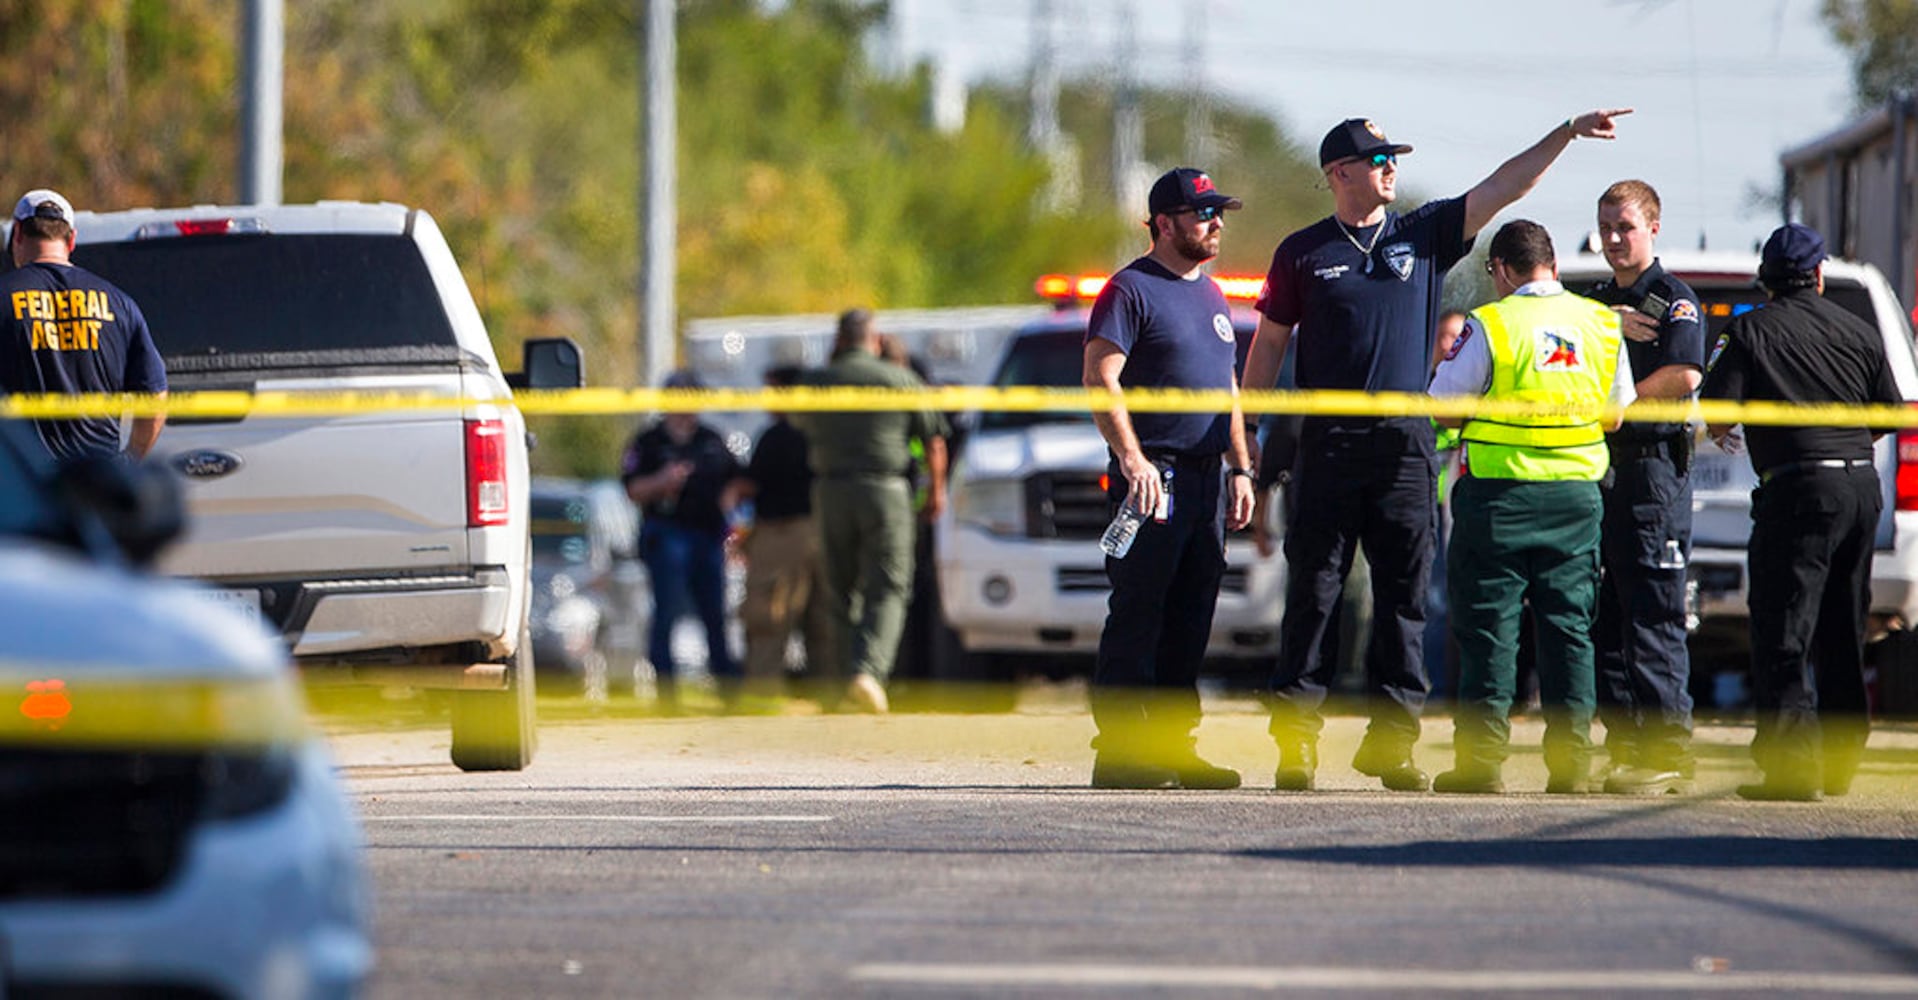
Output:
[73, 234, 460, 374]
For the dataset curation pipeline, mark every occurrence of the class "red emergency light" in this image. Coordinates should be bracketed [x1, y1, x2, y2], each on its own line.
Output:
[1035, 272, 1265, 306]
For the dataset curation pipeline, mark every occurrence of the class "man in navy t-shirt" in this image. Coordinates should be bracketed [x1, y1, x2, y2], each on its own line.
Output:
[1, 189, 167, 461]
[1081, 167, 1256, 790]
[1241, 110, 1632, 793]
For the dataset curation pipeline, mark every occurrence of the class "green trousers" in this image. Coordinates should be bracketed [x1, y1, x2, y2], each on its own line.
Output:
[1447, 476, 1602, 775]
[814, 475, 916, 683]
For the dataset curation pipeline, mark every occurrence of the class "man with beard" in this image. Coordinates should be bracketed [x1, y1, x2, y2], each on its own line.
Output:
[1082, 167, 1256, 789]
[1242, 110, 1632, 792]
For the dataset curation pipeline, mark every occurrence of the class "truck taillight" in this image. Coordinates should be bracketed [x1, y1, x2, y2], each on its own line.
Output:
[1898, 421, 1918, 512]
[465, 418, 509, 527]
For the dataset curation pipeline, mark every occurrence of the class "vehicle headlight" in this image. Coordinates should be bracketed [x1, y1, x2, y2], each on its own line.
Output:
[953, 477, 1025, 537]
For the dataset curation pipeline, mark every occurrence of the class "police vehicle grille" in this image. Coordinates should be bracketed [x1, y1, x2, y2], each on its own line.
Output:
[1058, 566, 1250, 595]
[0, 748, 206, 899]
[1025, 471, 1110, 539]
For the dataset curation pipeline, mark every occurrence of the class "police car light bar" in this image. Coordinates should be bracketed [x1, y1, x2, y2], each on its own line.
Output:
[1035, 273, 1264, 305]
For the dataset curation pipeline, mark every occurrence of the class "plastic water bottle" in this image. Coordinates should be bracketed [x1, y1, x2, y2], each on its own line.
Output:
[1100, 500, 1145, 559]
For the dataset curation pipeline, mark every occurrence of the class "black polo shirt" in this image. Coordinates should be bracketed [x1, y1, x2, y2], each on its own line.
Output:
[1256, 196, 1471, 397]
[746, 418, 812, 521]
[1587, 258, 1704, 442]
[1698, 287, 1903, 472]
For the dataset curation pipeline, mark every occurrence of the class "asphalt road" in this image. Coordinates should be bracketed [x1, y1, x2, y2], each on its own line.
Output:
[327, 688, 1918, 998]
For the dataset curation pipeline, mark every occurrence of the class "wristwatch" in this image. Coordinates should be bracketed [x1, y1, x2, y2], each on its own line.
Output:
[1227, 466, 1255, 481]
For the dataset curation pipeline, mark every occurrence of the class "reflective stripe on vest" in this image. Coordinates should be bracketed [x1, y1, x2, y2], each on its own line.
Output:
[1461, 292, 1622, 482]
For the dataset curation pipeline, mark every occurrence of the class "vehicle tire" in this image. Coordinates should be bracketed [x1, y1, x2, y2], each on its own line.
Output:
[451, 624, 539, 771]
[1868, 629, 1918, 720]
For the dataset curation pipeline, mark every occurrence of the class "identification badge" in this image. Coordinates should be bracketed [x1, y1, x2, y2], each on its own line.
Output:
[1155, 466, 1173, 522]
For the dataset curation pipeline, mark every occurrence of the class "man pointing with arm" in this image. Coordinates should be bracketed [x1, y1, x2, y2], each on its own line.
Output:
[1242, 109, 1631, 793]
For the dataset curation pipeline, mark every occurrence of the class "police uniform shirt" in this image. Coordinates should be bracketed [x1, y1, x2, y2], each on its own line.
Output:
[0, 261, 166, 460]
[1085, 256, 1237, 456]
[747, 418, 813, 521]
[1698, 288, 1902, 472]
[1428, 281, 1639, 445]
[1256, 196, 1472, 395]
[800, 350, 948, 477]
[1586, 259, 1704, 441]
[620, 421, 742, 534]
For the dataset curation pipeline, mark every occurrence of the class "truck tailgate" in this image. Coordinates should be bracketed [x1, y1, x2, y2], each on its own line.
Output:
[156, 376, 470, 581]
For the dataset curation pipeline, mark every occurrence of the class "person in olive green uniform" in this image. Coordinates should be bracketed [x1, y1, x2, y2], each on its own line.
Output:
[800, 309, 949, 713]
[1426, 220, 1636, 794]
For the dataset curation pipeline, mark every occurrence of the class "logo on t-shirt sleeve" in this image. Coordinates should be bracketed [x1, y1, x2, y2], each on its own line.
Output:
[1706, 332, 1729, 372]
[1668, 298, 1699, 325]
[1213, 313, 1234, 343]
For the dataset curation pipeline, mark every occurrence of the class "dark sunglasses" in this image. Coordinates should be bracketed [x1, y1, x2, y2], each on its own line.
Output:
[1175, 205, 1226, 223]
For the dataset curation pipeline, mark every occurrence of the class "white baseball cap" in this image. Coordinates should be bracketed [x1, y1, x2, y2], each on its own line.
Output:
[12, 189, 74, 225]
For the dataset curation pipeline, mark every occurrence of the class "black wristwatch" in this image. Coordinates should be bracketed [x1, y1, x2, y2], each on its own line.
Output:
[1227, 466, 1255, 482]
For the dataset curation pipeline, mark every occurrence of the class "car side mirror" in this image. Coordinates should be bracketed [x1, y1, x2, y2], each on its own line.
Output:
[509, 337, 585, 390]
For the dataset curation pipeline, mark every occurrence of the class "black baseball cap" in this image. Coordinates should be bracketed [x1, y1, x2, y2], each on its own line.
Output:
[1147, 168, 1243, 217]
[1759, 222, 1827, 278]
[1319, 118, 1414, 168]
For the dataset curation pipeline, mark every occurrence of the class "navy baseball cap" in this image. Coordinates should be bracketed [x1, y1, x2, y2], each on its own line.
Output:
[1147, 168, 1243, 217]
[1759, 222, 1827, 278]
[1319, 118, 1414, 168]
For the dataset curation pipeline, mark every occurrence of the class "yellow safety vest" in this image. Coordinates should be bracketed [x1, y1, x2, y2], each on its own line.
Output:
[1461, 291, 1622, 482]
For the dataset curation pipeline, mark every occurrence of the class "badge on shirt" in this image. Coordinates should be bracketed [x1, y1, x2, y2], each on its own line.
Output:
[1706, 331, 1729, 372]
[1444, 323, 1474, 362]
[1535, 328, 1583, 371]
[1212, 313, 1234, 343]
[1668, 298, 1699, 324]
[1383, 242, 1415, 281]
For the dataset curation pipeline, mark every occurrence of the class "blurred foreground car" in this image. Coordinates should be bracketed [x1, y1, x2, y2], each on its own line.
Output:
[529, 478, 647, 696]
[0, 422, 371, 999]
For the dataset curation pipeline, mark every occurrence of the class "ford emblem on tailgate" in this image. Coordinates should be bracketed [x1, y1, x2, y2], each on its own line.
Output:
[174, 449, 243, 479]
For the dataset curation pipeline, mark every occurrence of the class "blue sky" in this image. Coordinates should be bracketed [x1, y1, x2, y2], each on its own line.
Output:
[889, 0, 1858, 258]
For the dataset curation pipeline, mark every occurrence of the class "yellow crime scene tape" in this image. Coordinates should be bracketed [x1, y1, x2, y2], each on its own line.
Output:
[3, 386, 1917, 428]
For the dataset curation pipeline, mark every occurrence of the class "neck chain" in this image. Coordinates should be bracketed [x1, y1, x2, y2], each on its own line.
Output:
[1334, 215, 1383, 273]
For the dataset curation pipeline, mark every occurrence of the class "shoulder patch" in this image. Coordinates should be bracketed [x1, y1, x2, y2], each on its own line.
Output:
[1213, 313, 1234, 343]
[1706, 332, 1730, 372]
[1668, 298, 1699, 324]
[1444, 323, 1474, 362]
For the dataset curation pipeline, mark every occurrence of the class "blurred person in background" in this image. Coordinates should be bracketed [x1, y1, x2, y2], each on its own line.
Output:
[800, 309, 948, 713]
[622, 370, 743, 712]
[727, 365, 833, 709]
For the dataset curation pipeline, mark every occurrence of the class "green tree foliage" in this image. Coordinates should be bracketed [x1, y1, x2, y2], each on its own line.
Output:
[2, 0, 1320, 476]
[1822, 0, 1918, 109]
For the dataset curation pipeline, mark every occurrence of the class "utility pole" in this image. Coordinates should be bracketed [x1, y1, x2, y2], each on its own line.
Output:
[1027, 0, 1060, 152]
[239, 0, 283, 206]
[1182, 0, 1214, 166]
[1112, 0, 1145, 215]
[641, 0, 677, 388]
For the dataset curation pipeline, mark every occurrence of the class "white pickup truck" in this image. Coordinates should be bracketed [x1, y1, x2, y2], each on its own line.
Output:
[934, 275, 1284, 689]
[68, 202, 580, 770]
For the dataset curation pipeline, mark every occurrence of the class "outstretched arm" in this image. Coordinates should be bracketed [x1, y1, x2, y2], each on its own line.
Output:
[1462, 108, 1633, 239]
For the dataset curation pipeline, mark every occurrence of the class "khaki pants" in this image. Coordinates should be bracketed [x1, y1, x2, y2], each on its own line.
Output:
[741, 514, 834, 693]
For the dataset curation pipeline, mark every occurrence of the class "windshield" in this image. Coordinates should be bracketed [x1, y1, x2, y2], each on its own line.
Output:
[72, 234, 461, 374]
[979, 328, 1090, 432]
